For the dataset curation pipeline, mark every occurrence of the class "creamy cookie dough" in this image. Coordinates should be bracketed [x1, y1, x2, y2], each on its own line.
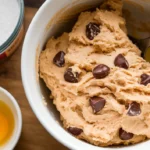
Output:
[39, 0, 150, 146]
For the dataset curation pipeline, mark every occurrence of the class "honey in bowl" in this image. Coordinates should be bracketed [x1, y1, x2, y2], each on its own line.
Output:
[0, 101, 14, 146]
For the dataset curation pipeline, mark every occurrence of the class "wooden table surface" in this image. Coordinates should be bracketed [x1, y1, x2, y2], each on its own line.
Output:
[0, 5, 68, 150]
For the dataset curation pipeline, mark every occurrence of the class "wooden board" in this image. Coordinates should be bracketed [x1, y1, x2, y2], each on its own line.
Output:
[24, 0, 46, 8]
[0, 7, 67, 150]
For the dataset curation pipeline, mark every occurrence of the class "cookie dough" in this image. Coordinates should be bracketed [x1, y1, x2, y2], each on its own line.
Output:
[39, 0, 150, 146]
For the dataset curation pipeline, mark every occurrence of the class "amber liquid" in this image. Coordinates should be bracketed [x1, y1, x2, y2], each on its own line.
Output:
[0, 101, 14, 146]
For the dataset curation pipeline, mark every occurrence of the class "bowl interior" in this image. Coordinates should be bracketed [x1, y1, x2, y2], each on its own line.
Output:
[22, 0, 150, 149]
[38, 0, 107, 124]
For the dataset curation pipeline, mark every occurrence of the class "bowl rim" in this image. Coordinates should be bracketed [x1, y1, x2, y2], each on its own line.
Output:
[0, 87, 22, 150]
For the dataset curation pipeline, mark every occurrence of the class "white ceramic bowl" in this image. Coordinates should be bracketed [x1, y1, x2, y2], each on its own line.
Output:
[0, 87, 22, 150]
[21, 0, 150, 149]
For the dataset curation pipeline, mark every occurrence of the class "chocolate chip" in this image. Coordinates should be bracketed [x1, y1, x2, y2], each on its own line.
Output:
[114, 54, 129, 69]
[119, 128, 133, 140]
[140, 74, 150, 86]
[86, 22, 100, 40]
[89, 97, 106, 113]
[93, 64, 110, 79]
[53, 51, 65, 67]
[67, 127, 83, 136]
[64, 68, 79, 83]
[141, 74, 149, 80]
[127, 102, 141, 116]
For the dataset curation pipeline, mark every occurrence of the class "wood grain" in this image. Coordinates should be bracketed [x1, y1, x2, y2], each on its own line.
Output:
[24, 0, 46, 8]
[0, 7, 67, 150]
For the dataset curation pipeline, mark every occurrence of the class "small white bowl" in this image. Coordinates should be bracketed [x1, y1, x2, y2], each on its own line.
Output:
[0, 87, 22, 150]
